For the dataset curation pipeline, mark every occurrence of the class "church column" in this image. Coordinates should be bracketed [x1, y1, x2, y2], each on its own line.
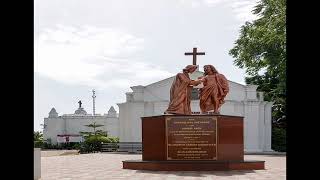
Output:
[244, 101, 261, 152]
[120, 101, 144, 142]
[259, 102, 267, 151]
[264, 102, 274, 151]
[130, 86, 145, 142]
[117, 103, 131, 142]
[243, 85, 261, 152]
[118, 86, 146, 143]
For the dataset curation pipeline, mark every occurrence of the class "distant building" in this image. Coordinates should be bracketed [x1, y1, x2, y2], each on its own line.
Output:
[43, 105, 119, 144]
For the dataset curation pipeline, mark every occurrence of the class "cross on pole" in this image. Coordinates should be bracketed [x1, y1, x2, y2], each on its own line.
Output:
[184, 47, 205, 65]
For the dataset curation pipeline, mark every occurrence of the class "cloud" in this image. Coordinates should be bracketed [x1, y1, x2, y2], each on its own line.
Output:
[203, 0, 226, 6]
[228, 0, 258, 22]
[35, 25, 174, 89]
[178, 0, 202, 8]
[178, 0, 259, 22]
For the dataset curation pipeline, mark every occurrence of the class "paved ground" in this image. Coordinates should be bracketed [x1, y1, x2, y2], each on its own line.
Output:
[41, 153, 286, 180]
[41, 150, 79, 157]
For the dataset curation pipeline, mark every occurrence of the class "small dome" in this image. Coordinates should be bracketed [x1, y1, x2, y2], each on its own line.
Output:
[74, 107, 87, 115]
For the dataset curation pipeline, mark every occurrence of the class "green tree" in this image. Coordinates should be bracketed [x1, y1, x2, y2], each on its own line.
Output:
[229, 0, 286, 128]
[79, 122, 112, 153]
[34, 131, 44, 148]
[34, 131, 43, 141]
[80, 122, 108, 138]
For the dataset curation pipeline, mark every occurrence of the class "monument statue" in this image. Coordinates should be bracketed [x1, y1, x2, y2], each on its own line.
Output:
[198, 65, 229, 114]
[123, 51, 265, 171]
[165, 65, 201, 115]
[78, 100, 82, 108]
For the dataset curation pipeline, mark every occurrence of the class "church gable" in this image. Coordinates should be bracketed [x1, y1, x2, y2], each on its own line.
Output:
[141, 70, 248, 102]
[143, 76, 175, 102]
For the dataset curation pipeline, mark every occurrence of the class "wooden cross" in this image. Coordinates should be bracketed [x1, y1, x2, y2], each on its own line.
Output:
[184, 47, 205, 65]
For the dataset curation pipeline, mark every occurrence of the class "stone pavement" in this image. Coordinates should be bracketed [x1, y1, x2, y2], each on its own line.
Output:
[41, 150, 79, 157]
[41, 153, 286, 180]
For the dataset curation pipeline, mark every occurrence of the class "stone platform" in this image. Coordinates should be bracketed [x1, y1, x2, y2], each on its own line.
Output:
[123, 160, 265, 171]
[128, 114, 267, 171]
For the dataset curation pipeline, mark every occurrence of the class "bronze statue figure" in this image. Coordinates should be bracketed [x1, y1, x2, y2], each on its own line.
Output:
[165, 65, 201, 115]
[198, 65, 229, 114]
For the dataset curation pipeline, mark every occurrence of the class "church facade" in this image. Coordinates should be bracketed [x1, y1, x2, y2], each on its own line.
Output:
[43, 70, 273, 153]
[117, 70, 273, 153]
[43, 106, 119, 144]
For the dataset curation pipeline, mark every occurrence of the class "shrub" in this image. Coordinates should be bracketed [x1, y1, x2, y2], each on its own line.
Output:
[272, 127, 286, 152]
[108, 137, 119, 143]
[41, 142, 81, 150]
[34, 141, 43, 148]
[79, 135, 117, 153]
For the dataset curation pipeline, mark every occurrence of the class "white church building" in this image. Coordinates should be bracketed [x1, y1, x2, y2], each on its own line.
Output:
[117, 69, 273, 153]
[43, 106, 119, 144]
[43, 69, 273, 153]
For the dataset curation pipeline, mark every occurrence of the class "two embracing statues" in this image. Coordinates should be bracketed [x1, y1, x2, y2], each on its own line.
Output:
[165, 64, 229, 115]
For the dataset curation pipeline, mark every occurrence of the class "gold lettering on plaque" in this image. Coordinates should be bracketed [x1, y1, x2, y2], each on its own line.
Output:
[166, 116, 217, 160]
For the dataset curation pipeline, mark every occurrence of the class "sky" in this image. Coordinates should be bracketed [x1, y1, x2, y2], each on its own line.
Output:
[34, 0, 259, 131]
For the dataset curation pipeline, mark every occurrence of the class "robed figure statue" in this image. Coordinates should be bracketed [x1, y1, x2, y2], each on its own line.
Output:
[165, 65, 201, 115]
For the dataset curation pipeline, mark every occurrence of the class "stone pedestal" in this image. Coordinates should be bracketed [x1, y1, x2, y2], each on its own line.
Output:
[123, 115, 265, 171]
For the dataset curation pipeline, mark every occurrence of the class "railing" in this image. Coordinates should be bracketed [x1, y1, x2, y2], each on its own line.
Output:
[101, 143, 118, 152]
[101, 142, 142, 153]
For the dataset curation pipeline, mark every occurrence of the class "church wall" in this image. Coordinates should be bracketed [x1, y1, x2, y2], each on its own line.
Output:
[130, 102, 145, 142]
[104, 116, 120, 138]
[119, 103, 137, 142]
[44, 113, 120, 144]
[64, 117, 96, 135]
[144, 78, 173, 102]
[131, 86, 144, 101]
[243, 101, 262, 152]
[118, 102, 144, 142]
[43, 117, 65, 144]
[225, 82, 246, 101]
[220, 100, 245, 116]
[118, 103, 130, 142]
[190, 100, 201, 112]
[63, 116, 111, 136]
[153, 101, 169, 115]
[144, 102, 155, 116]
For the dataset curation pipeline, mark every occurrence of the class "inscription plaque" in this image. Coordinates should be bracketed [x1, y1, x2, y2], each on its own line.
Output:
[166, 116, 217, 160]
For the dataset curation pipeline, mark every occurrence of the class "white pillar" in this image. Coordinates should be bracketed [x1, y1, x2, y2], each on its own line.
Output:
[244, 101, 261, 152]
[117, 103, 131, 142]
[259, 102, 267, 150]
[264, 102, 274, 151]
[34, 148, 41, 180]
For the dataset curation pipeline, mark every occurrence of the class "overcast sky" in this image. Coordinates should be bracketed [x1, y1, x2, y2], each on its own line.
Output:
[34, 0, 259, 131]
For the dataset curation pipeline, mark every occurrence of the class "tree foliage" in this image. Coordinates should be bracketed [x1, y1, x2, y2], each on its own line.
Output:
[34, 131, 43, 141]
[229, 0, 286, 127]
[80, 122, 108, 137]
[78, 122, 119, 153]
